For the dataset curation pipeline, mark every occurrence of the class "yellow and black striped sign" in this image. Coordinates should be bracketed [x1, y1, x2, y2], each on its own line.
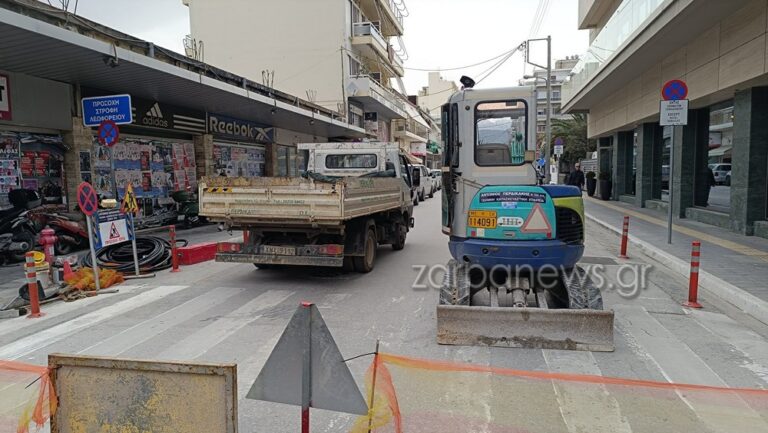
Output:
[204, 187, 233, 193]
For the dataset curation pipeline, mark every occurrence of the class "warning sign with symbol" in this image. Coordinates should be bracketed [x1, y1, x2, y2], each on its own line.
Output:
[94, 208, 133, 249]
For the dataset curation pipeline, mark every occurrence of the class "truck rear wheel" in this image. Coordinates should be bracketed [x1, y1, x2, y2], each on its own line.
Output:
[353, 228, 377, 273]
[392, 222, 406, 251]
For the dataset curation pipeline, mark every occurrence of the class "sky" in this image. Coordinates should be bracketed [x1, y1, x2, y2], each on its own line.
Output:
[49, 0, 589, 94]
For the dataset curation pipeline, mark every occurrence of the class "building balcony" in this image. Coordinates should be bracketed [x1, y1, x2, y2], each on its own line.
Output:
[347, 74, 407, 119]
[352, 22, 404, 77]
[393, 118, 428, 141]
[562, 0, 750, 112]
[358, 0, 405, 37]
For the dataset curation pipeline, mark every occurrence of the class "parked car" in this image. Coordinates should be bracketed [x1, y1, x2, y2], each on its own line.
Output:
[430, 169, 442, 192]
[710, 163, 731, 185]
[411, 164, 431, 200]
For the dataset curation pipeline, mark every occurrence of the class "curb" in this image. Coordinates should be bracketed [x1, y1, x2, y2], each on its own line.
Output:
[586, 212, 768, 326]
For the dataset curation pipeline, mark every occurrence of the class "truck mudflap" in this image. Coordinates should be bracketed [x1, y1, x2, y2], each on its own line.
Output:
[436, 260, 615, 352]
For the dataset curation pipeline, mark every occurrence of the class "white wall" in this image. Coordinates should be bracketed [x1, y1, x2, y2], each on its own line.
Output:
[418, 72, 458, 117]
[186, 0, 347, 112]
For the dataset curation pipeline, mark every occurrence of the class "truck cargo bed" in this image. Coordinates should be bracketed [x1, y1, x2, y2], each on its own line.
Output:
[199, 176, 406, 226]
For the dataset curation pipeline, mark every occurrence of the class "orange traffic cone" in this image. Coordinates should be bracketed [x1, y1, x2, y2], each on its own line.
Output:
[63, 261, 75, 280]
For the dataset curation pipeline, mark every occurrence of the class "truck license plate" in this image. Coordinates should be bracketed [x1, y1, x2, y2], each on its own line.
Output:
[262, 245, 296, 255]
[468, 210, 497, 229]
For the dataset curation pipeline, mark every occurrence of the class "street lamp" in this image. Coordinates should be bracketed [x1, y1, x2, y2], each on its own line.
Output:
[524, 36, 552, 183]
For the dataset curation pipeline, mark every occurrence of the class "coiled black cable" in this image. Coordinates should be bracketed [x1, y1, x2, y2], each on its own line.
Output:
[80, 236, 188, 273]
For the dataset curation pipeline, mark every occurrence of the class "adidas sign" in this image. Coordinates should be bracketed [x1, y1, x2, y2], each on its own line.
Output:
[142, 102, 169, 128]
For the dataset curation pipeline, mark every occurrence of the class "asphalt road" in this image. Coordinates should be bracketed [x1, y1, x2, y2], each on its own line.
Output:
[1, 193, 767, 432]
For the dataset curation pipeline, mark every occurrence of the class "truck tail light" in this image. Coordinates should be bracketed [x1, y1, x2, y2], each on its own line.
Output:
[217, 242, 242, 253]
[319, 244, 344, 256]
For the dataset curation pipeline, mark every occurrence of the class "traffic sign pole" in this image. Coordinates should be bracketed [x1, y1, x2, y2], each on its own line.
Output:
[660, 79, 688, 244]
[86, 214, 101, 292]
[130, 214, 140, 276]
[668, 127, 675, 244]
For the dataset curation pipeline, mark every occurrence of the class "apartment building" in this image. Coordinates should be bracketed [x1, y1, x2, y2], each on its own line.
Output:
[520, 57, 580, 135]
[418, 72, 459, 119]
[183, 0, 429, 151]
[563, 0, 768, 238]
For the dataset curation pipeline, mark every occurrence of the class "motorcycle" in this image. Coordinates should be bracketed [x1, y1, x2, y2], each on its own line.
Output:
[171, 187, 206, 228]
[0, 233, 32, 265]
[40, 211, 89, 255]
[0, 189, 41, 262]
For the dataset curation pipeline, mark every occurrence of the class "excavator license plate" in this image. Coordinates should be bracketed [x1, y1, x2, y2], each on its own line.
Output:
[468, 210, 497, 229]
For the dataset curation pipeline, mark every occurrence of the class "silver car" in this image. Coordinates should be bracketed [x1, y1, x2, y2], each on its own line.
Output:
[710, 163, 731, 185]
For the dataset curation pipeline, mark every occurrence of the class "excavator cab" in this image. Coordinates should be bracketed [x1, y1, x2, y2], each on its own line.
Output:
[437, 86, 614, 352]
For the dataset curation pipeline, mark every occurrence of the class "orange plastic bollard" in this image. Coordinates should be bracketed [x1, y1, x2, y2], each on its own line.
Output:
[170, 225, 180, 273]
[25, 252, 42, 318]
[619, 215, 630, 259]
[683, 241, 703, 309]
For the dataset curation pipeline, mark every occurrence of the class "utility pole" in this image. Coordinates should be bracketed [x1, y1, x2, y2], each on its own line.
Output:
[525, 36, 553, 183]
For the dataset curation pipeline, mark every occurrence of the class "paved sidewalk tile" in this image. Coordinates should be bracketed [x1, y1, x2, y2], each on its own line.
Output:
[584, 197, 768, 303]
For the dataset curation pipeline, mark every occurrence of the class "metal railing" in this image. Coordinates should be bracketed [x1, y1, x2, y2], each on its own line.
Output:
[353, 22, 387, 49]
[385, 0, 405, 28]
[349, 74, 406, 114]
[393, 119, 428, 139]
[562, 0, 666, 104]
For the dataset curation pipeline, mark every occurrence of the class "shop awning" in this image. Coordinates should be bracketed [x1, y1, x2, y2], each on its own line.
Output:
[708, 145, 732, 157]
[0, 5, 365, 139]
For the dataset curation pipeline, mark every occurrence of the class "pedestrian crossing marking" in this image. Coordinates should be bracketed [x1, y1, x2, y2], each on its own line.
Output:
[0, 285, 189, 360]
[156, 290, 293, 360]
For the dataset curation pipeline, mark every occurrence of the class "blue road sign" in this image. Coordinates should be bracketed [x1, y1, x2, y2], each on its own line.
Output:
[82, 94, 133, 127]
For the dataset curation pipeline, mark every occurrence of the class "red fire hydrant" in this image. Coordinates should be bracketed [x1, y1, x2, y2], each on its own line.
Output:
[40, 227, 57, 268]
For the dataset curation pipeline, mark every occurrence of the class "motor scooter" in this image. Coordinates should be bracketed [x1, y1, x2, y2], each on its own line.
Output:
[171, 187, 206, 228]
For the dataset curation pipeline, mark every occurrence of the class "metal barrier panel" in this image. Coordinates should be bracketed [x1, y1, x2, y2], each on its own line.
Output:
[49, 354, 237, 433]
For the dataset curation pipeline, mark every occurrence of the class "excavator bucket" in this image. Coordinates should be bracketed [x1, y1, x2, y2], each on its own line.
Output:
[436, 305, 615, 352]
[436, 262, 615, 352]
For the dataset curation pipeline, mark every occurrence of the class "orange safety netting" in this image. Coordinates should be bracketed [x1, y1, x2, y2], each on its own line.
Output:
[0, 361, 56, 433]
[350, 353, 768, 433]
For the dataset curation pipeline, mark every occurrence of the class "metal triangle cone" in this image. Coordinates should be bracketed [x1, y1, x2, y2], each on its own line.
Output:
[246, 303, 368, 416]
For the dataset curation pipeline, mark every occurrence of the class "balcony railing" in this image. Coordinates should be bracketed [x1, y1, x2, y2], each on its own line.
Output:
[385, 0, 405, 28]
[353, 22, 387, 50]
[562, 0, 666, 104]
[393, 118, 428, 139]
[349, 74, 407, 117]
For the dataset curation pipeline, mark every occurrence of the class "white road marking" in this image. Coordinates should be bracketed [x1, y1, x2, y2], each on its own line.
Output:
[690, 309, 768, 386]
[0, 285, 188, 360]
[615, 305, 768, 432]
[0, 285, 146, 338]
[543, 350, 632, 433]
[156, 290, 293, 361]
[78, 286, 249, 357]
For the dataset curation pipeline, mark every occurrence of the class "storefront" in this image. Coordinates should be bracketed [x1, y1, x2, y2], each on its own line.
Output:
[0, 70, 72, 207]
[82, 92, 205, 226]
[208, 113, 271, 178]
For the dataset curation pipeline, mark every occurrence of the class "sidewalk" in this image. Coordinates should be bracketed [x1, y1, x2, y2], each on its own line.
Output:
[585, 197, 768, 325]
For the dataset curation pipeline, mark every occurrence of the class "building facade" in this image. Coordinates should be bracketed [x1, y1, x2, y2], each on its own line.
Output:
[0, 0, 363, 225]
[564, 0, 768, 238]
[520, 57, 580, 135]
[183, 0, 430, 151]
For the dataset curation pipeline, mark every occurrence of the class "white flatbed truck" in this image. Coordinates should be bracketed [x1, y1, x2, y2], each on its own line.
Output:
[199, 142, 418, 272]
